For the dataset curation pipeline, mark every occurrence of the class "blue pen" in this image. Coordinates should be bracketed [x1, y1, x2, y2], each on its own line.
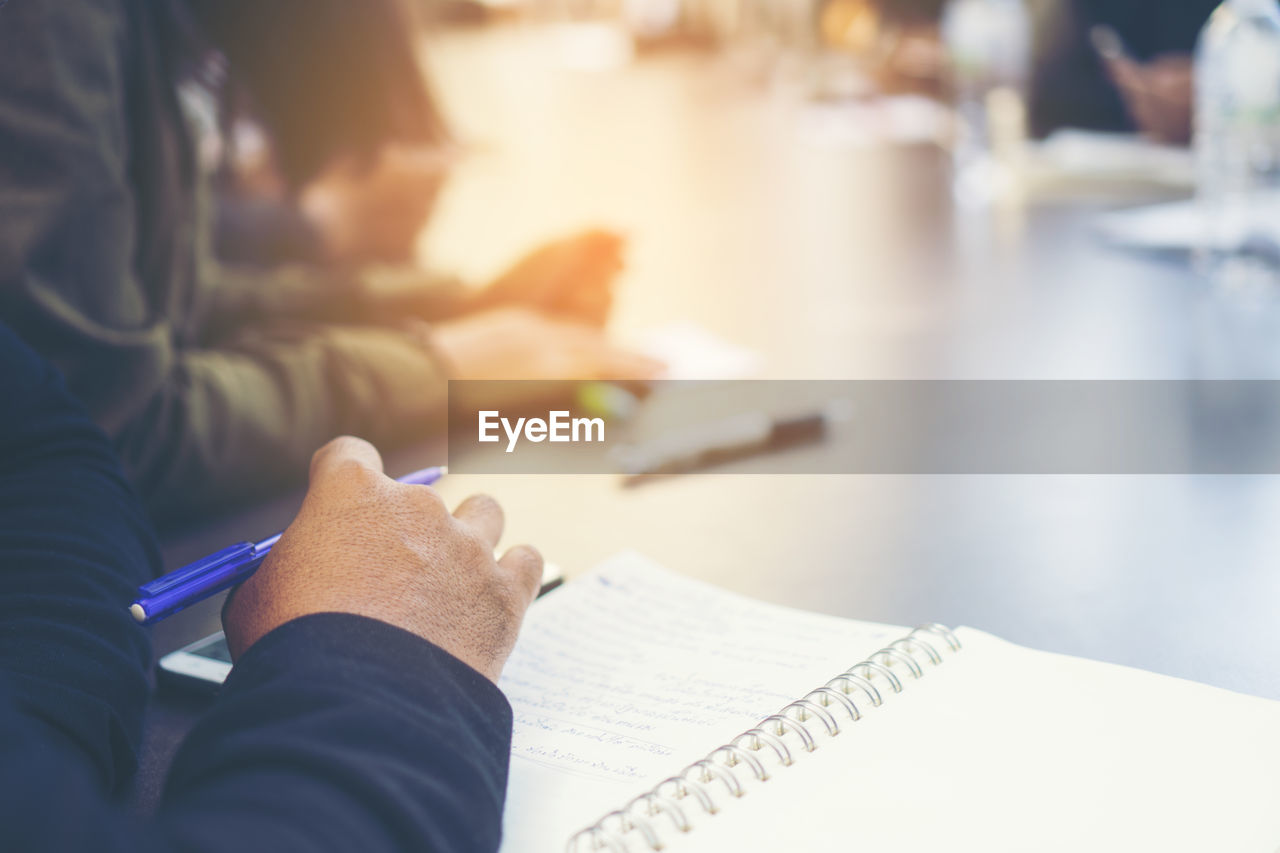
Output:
[129, 466, 447, 625]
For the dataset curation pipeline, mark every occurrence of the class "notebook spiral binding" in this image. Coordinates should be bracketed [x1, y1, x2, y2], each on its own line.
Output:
[565, 624, 963, 853]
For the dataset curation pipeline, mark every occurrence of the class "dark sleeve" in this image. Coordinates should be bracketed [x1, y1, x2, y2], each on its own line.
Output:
[158, 614, 514, 853]
[0, 615, 515, 853]
[0, 318, 514, 850]
[0, 322, 158, 793]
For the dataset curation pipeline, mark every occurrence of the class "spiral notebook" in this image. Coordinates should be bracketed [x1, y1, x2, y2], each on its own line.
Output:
[498, 553, 1280, 852]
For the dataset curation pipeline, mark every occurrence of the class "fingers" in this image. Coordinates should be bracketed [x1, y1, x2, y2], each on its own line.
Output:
[574, 230, 625, 270]
[1103, 56, 1149, 109]
[529, 234, 619, 326]
[1105, 55, 1191, 143]
[499, 544, 545, 605]
[381, 142, 458, 177]
[562, 280, 616, 326]
[453, 493, 505, 550]
[1145, 61, 1193, 105]
[554, 230, 624, 278]
[574, 228, 625, 248]
[1106, 55, 1189, 110]
[310, 436, 386, 483]
[1102, 55, 1138, 85]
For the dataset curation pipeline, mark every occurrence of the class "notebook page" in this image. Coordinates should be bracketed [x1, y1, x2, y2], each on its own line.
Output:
[659, 628, 1280, 853]
[497, 552, 903, 852]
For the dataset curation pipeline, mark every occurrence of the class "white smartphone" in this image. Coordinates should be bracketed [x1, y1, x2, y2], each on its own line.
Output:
[157, 561, 567, 693]
[157, 631, 234, 694]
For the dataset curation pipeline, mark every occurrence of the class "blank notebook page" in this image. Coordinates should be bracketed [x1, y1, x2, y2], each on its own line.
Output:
[663, 628, 1280, 852]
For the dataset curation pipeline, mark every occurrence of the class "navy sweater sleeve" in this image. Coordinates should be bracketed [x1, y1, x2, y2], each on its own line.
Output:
[0, 322, 515, 852]
[0, 322, 159, 791]
[157, 614, 514, 853]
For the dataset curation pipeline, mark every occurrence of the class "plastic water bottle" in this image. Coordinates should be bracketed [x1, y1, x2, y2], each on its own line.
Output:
[941, 0, 1032, 204]
[1194, 0, 1280, 278]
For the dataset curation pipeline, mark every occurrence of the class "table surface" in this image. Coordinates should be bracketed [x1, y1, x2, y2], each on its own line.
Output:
[135, 24, 1280, 811]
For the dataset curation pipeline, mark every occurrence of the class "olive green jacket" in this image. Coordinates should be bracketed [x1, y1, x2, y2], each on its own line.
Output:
[0, 0, 455, 521]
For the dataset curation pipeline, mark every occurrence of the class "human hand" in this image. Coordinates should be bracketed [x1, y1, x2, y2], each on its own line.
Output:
[431, 307, 663, 381]
[221, 437, 543, 682]
[301, 144, 454, 264]
[474, 231, 626, 326]
[1104, 53, 1194, 145]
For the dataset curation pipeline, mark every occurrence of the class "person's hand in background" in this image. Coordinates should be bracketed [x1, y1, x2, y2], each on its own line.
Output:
[472, 230, 626, 327]
[1104, 53, 1194, 145]
[301, 144, 455, 264]
[222, 436, 542, 682]
[429, 307, 663, 381]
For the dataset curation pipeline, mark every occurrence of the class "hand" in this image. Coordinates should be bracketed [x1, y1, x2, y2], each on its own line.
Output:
[1104, 53, 1194, 145]
[474, 231, 626, 326]
[222, 437, 543, 682]
[301, 144, 454, 264]
[430, 307, 664, 381]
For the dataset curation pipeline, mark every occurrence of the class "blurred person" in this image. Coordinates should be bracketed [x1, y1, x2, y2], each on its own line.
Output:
[193, 0, 455, 268]
[0, 319, 542, 852]
[194, 0, 627, 313]
[1030, 0, 1219, 142]
[828, 0, 1213, 144]
[0, 0, 658, 524]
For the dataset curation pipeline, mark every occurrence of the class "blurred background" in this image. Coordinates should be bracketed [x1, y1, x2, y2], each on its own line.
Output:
[327, 0, 1280, 380]
[159, 0, 1280, 701]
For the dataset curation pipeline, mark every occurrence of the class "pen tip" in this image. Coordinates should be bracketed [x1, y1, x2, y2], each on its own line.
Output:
[129, 603, 147, 623]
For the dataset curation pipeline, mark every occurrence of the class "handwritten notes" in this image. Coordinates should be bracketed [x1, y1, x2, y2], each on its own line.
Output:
[498, 552, 900, 851]
[498, 553, 1280, 852]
